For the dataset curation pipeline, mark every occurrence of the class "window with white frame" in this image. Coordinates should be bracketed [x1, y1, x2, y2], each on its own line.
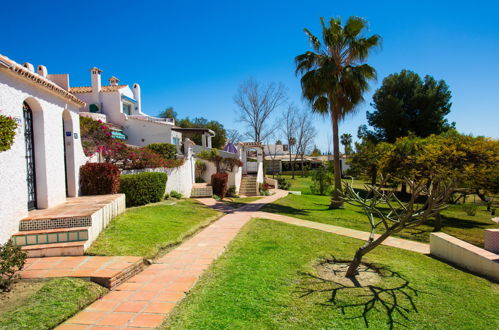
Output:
[122, 103, 132, 115]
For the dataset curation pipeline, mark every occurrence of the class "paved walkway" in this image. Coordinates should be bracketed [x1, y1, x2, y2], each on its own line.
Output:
[58, 189, 429, 329]
[58, 190, 288, 329]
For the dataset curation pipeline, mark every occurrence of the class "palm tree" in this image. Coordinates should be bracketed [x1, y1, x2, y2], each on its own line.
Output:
[340, 133, 353, 156]
[296, 16, 380, 209]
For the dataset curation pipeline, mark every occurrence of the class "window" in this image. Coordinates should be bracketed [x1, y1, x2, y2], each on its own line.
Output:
[283, 145, 289, 152]
[122, 103, 132, 115]
[172, 137, 180, 145]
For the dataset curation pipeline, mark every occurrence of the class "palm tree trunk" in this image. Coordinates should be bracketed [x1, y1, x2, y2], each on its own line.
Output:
[330, 109, 343, 209]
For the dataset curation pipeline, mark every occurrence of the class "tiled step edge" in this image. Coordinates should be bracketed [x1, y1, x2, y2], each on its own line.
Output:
[19, 216, 92, 231]
[12, 227, 89, 246]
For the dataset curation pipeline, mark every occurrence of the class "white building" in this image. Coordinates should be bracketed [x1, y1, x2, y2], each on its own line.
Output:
[263, 143, 290, 156]
[71, 68, 213, 150]
[0, 54, 87, 244]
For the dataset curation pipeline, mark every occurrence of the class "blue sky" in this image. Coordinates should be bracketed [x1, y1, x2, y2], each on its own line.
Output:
[2, 0, 498, 152]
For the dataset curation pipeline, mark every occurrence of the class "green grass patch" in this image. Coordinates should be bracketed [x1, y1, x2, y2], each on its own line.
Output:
[265, 176, 498, 247]
[0, 278, 106, 330]
[163, 219, 498, 329]
[223, 196, 262, 209]
[87, 200, 222, 258]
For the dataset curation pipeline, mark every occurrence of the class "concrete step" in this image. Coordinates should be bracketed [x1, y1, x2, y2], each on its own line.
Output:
[21, 241, 85, 258]
[191, 186, 213, 198]
[12, 227, 89, 247]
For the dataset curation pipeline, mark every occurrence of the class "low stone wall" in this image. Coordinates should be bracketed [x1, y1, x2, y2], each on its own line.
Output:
[264, 177, 278, 188]
[430, 232, 499, 282]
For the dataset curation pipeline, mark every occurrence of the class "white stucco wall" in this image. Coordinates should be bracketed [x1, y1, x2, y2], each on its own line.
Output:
[197, 158, 241, 193]
[0, 70, 85, 243]
[124, 118, 174, 147]
[121, 155, 195, 197]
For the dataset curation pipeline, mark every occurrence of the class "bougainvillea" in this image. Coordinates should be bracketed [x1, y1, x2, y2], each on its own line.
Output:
[80, 116, 112, 156]
[0, 115, 18, 152]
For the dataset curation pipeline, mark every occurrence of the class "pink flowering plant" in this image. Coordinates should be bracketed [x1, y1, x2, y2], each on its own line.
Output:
[80, 116, 113, 156]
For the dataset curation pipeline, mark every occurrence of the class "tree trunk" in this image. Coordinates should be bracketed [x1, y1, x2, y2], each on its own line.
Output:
[330, 109, 343, 209]
[370, 166, 377, 186]
[433, 212, 443, 232]
[346, 230, 393, 277]
[475, 189, 488, 203]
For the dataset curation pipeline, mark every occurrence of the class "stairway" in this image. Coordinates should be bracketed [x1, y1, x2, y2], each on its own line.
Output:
[239, 175, 259, 196]
[12, 194, 125, 257]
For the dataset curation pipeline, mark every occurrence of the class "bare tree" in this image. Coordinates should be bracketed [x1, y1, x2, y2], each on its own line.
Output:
[226, 129, 244, 144]
[234, 78, 287, 143]
[263, 133, 281, 178]
[294, 111, 317, 176]
[343, 178, 454, 277]
[280, 105, 298, 178]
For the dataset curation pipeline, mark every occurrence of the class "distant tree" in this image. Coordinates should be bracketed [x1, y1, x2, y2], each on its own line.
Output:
[294, 111, 317, 177]
[177, 117, 227, 149]
[296, 16, 380, 209]
[367, 70, 454, 143]
[310, 145, 321, 156]
[158, 107, 177, 121]
[276, 139, 283, 145]
[340, 133, 353, 156]
[234, 78, 287, 143]
[226, 129, 244, 144]
[281, 106, 298, 178]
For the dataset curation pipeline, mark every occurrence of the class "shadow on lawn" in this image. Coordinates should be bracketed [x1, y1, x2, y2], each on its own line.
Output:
[296, 259, 424, 330]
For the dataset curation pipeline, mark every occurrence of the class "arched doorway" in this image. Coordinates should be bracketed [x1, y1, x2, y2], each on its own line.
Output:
[23, 102, 37, 210]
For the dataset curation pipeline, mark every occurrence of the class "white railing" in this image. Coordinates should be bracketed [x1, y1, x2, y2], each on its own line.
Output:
[128, 115, 175, 124]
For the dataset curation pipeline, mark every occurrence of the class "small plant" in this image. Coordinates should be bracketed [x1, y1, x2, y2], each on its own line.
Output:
[491, 206, 496, 216]
[119, 172, 168, 207]
[213, 194, 221, 201]
[226, 185, 237, 197]
[462, 203, 478, 216]
[80, 163, 121, 195]
[0, 239, 27, 292]
[0, 115, 18, 152]
[195, 177, 205, 183]
[170, 190, 182, 199]
[259, 183, 271, 196]
[277, 176, 291, 190]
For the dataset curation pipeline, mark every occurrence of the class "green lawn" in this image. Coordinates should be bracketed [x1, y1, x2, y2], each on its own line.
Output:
[87, 200, 222, 258]
[223, 196, 262, 209]
[163, 219, 498, 329]
[0, 278, 106, 330]
[267, 176, 498, 247]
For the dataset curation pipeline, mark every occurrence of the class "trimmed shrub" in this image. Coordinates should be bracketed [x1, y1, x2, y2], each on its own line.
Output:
[80, 163, 120, 195]
[0, 115, 18, 152]
[462, 203, 478, 216]
[226, 185, 237, 197]
[120, 172, 168, 207]
[146, 143, 177, 160]
[0, 240, 27, 292]
[211, 173, 229, 199]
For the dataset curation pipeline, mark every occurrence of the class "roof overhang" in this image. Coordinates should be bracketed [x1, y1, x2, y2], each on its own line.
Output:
[172, 127, 215, 136]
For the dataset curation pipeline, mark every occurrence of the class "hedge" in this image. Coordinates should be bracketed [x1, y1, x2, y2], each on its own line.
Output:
[146, 143, 177, 160]
[119, 172, 168, 207]
[211, 173, 229, 199]
[80, 163, 120, 195]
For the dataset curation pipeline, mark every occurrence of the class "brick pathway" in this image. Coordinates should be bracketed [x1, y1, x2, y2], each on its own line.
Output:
[58, 190, 288, 329]
[58, 189, 429, 329]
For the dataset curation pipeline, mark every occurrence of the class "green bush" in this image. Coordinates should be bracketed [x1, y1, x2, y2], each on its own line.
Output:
[277, 176, 291, 190]
[119, 172, 167, 207]
[310, 164, 334, 195]
[226, 185, 237, 197]
[462, 203, 478, 216]
[0, 240, 27, 292]
[0, 115, 18, 152]
[146, 143, 177, 160]
[170, 190, 182, 199]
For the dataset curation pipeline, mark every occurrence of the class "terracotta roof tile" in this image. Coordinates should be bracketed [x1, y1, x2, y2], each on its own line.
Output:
[0, 54, 85, 107]
[70, 85, 128, 93]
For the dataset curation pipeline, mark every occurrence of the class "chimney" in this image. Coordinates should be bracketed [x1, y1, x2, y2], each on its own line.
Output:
[133, 83, 141, 114]
[37, 65, 48, 78]
[90, 67, 102, 105]
[109, 76, 119, 86]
